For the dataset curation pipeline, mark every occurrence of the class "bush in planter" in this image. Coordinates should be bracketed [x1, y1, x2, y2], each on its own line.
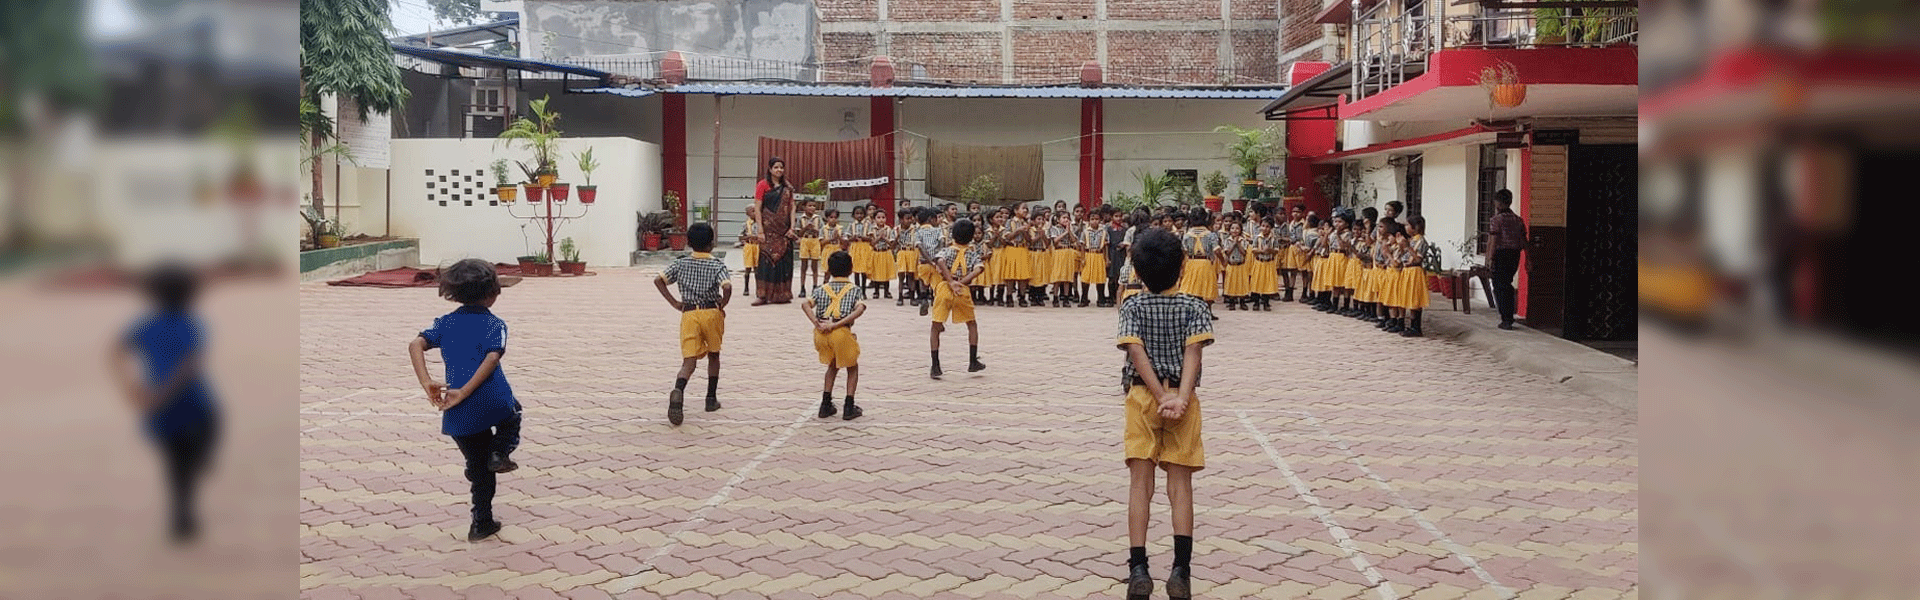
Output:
[637, 210, 675, 250]
[558, 237, 586, 275]
[574, 148, 599, 203]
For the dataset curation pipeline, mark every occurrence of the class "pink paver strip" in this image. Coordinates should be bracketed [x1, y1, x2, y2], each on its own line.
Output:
[300, 268, 1636, 599]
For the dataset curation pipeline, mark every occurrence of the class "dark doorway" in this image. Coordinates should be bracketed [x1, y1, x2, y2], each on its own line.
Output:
[1842, 150, 1920, 350]
[1564, 144, 1638, 341]
[1402, 154, 1423, 218]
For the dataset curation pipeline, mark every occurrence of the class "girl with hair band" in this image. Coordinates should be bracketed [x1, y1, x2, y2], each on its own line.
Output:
[1080, 206, 1110, 308]
[1049, 210, 1080, 307]
[1398, 216, 1431, 337]
[1220, 213, 1251, 311]
[894, 208, 919, 306]
[1028, 207, 1053, 306]
[1251, 216, 1280, 311]
[1004, 205, 1034, 307]
[870, 207, 896, 299]
[847, 205, 872, 290]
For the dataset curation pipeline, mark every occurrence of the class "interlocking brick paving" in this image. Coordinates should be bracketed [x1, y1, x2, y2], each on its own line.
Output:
[300, 268, 1636, 599]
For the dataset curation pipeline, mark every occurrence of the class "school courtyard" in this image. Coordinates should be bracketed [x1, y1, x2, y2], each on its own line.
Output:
[298, 267, 1637, 600]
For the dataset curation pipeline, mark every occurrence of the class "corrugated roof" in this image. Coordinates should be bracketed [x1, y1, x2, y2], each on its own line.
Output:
[391, 43, 612, 79]
[579, 82, 1287, 99]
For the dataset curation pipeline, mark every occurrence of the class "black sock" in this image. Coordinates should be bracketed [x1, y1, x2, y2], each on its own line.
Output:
[674, 377, 688, 391]
[1174, 535, 1193, 568]
[1129, 546, 1148, 567]
[969, 345, 979, 363]
[843, 394, 855, 406]
[931, 351, 941, 371]
[706, 376, 718, 400]
[822, 390, 833, 404]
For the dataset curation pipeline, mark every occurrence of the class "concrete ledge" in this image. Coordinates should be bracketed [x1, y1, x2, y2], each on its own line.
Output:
[299, 239, 420, 283]
[1424, 307, 1638, 413]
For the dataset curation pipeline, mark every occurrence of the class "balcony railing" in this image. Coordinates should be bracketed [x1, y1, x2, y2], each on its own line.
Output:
[1350, 3, 1638, 101]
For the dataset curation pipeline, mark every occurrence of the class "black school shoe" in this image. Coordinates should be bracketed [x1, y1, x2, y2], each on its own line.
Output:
[468, 518, 502, 541]
[841, 401, 863, 420]
[667, 389, 684, 426]
[705, 396, 721, 412]
[1126, 562, 1153, 600]
[1166, 565, 1192, 600]
[818, 398, 837, 418]
[488, 452, 518, 474]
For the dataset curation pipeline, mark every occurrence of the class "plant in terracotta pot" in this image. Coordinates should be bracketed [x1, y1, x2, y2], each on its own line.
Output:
[661, 190, 689, 249]
[1214, 124, 1285, 200]
[558, 237, 586, 275]
[518, 162, 546, 202]
[574, 147, 599, 204]
[531, 250, 554, 277]
[497, 95, 563, 187]
[637, 210, 675, 250]
[1477, 60, 1525, 109]
[1533, 8, 1568, 45]
[1202, 170, 1228, 205]
[491, 159, 517, 202]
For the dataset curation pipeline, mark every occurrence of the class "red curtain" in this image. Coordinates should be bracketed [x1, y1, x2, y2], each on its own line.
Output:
[757, 136, 891, 203]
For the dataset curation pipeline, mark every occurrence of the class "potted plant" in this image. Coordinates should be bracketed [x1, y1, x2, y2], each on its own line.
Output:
[521, 166, 546, 203]
[317, 219, 342, 249]
[516, 254, 540, 273]
[637, 210, 675, 250]
[549, 178, 570, 203]
[1215, 125, 1285, 200]
[799, 178, 829, 200]
[574, 148, 599, 204]
[491, 159, 517, 202]
[1202, 170, 1229, 207]
[1534, 8, 1568, 45]
[557, 237, 586, 275]
[959, 173, 1003, 207]
[497, 95, 563, 187]
[530, 251, 554, 277]
[1478, 60, 1525, 108]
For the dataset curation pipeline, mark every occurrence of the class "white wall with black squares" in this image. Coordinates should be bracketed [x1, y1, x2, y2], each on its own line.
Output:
[425, 168, 500, 207]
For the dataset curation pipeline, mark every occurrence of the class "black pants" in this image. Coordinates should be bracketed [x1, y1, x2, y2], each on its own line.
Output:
[1491, 249, 1522, 323]
[451, 414, 521, 522]
[156, 416, 219, 537]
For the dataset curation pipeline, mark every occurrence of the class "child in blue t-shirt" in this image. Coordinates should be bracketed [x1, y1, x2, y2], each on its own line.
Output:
[409, 258, 523, 541]
[112, 262, 220, 544]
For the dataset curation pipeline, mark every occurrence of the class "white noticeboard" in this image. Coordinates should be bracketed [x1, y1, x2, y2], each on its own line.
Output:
[335, 97, 392, 170]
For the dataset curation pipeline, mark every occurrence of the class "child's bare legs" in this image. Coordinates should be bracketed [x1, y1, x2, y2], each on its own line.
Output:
[703, 353, 721, 410]
[676, 357, 700, 382]
[929, 322, 944, 378]
[1127, 458, 1156, 547]
[1164, 464, 1194, 537]
[964, 320, 984, 371]
[845, 365, 859, 398]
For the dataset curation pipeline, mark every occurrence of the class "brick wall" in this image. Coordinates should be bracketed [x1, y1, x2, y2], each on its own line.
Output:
[821, 32, 878, 82]
[1231, 0, 1279, 21]
[1013, 0, 1099, 20]
[1280, 0, 1324, 55]
[1231, 30, 1279, 84]
[1108, 30, 1219, 84]
[891, 32, 1002, 83]
[816, 0, 877, 22]
[889, 0, 999, 22]
[1011, 31, 1098, 83]
[1106, 0, 1218, 21]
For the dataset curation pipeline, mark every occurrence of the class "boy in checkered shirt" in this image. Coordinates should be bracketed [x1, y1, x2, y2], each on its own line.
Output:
[653, 223, 732, 426]
[1114, 228, 1214, 600]
[801, 250, 867, 420]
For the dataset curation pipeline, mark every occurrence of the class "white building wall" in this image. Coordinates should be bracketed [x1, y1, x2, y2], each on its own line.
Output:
[1103, 99, 1280, 203]
[389, 137, 658, 267]
[1419, 144, 1477, 272]
[1703, 146, 1762, 276]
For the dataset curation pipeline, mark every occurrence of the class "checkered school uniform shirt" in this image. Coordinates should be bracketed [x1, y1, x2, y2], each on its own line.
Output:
[933, 244, 987, 280]
[809, 279, 866, 320]
[1115, 292, 1215, 392]
[661, 254, 731, 306]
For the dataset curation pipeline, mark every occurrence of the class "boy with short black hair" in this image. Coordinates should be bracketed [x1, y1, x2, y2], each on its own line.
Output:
[408, 258, 524, 541]
[1115, 228, 1213, 600]
[929, 218, 988, 379]
[653, 223, 732, 426]
[803, 251, 867, 420]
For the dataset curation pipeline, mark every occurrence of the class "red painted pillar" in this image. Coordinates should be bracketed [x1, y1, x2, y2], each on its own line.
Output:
[663, 94, 688, 220]
[1080, 98, 1104, 209]
[1284, 62, 1338, 217]
[1517, 146, 1532, 319]
[871, 95, 896, 217]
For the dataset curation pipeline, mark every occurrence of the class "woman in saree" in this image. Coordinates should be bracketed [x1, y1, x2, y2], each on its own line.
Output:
[751, 157, 800, 305]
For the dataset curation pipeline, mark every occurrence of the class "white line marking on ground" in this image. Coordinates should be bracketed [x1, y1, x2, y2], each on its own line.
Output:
[602, 410, 810, 596]
[296, 410, 1098, 433]
[1299, 412, 1516, 599]
[1238, 410, 1398, 600]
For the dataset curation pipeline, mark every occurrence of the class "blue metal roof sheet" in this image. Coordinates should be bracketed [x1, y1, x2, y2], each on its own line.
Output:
[578, 82, 1286, 99]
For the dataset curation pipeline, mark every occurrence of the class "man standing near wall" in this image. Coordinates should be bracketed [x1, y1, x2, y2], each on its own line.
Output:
[1485, 190, 1528, 330]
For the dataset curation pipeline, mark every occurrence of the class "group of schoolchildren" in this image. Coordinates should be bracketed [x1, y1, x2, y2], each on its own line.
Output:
[402, 195, 1430, 600]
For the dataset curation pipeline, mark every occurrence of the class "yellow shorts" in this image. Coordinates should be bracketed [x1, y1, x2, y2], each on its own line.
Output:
[1123, 385, 1204, 470]
[812, 327, 860, 367]
[799, 238, 822, 260]
[823, 243, 843, 258]
[742, 243, 760, 268]
[932, 281, 976, 324]
[679, 308, 725, 358]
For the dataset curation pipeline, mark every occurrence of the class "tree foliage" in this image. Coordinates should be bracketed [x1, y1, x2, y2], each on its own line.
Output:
[300, 0, 410, 122]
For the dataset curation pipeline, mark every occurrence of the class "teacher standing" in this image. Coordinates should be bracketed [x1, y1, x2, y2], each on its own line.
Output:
[751, 157, 799, 305]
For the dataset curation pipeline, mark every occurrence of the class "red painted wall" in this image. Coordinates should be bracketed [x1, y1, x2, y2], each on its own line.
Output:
[1284, 62, 1337, 216]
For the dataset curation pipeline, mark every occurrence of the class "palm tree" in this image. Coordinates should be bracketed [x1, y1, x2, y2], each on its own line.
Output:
[299, 0, 409, 225]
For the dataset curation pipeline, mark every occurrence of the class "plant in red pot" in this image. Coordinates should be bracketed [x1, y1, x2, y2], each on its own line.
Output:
[557, 237, 586, 275]
[637, 210, 674, 251]
[548, 181, 570, 202]
[1202, 171, 1228, 212]
[531, 251, 554, 276]
[574, 147, 599, 204]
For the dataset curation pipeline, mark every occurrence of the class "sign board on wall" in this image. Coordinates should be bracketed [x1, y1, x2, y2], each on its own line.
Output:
[1495, 132, 1527, 149]
[1531, 129, 1579, 146]
[336, 96, 392, 169]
